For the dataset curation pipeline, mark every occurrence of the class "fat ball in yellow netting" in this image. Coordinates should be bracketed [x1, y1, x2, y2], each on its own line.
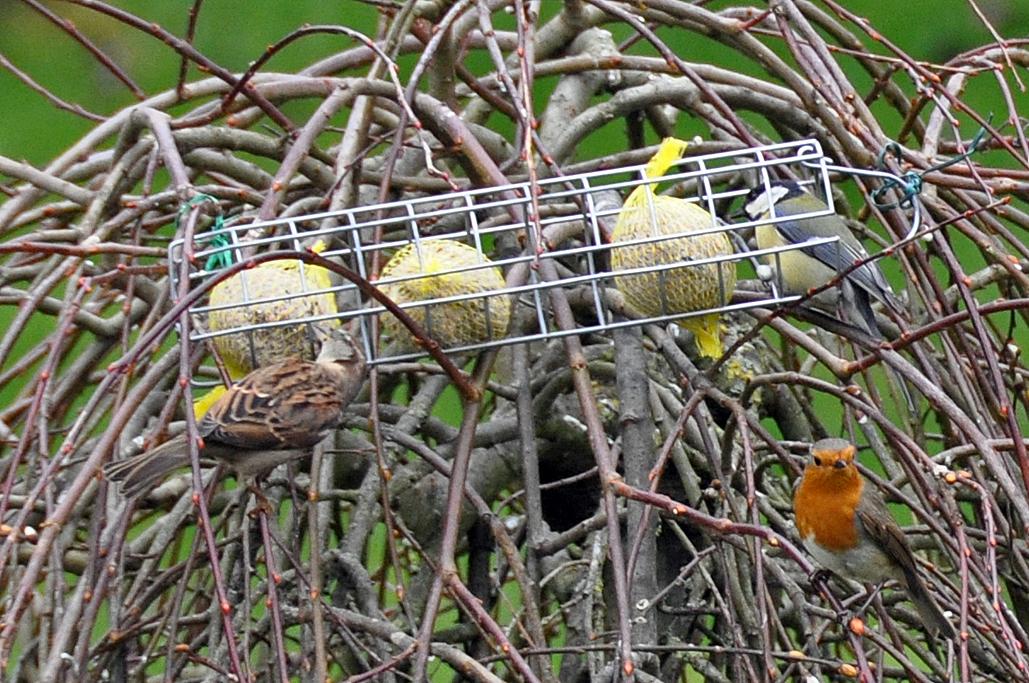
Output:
[196, 240, 338, 417]
[378, 240, 510, 350]
[610, 138, 737, 358]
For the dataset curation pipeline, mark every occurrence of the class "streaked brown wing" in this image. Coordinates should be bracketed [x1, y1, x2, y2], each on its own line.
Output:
[264, 363, 347, 444]
[199, 359, 344, 450]
[854, 487, 919, 577]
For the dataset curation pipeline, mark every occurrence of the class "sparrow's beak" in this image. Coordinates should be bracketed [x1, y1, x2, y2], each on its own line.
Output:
[306, 322, 332, 345]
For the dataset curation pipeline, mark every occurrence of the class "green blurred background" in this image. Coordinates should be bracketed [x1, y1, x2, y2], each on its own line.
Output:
[1, 1, 1026, 165]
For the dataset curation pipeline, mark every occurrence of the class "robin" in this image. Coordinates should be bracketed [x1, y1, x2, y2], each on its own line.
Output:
[793, 438, 954, 638]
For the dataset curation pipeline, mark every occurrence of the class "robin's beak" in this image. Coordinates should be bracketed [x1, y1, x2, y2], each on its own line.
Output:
[833, 459, 847, 470]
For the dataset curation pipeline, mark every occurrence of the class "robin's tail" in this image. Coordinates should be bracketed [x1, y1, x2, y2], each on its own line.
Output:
[104, 435, 190, 498]
[903, 568, 956, 640]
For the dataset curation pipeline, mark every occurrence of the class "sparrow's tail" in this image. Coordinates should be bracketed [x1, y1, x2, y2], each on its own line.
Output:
[903, 568, 956, 640]
[104, 435, 190, 499]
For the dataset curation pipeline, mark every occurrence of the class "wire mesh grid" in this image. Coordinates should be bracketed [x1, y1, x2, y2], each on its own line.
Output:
[169, 139, 854, 370]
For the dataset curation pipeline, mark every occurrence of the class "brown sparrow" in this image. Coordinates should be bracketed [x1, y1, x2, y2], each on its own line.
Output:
[105, 326, 366, 498]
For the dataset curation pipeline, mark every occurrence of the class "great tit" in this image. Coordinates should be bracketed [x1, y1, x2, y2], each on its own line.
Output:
[743, 180, 900, 337]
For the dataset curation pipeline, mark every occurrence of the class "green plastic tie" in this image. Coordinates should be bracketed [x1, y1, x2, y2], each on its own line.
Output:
[173, 194, 232, 271]
[202, 214, 233, 272]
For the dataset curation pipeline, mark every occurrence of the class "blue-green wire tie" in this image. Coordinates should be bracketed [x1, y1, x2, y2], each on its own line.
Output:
[871, 115, 991, 210]
[202, 215, 233, 272]
[172, 194, 233, 271]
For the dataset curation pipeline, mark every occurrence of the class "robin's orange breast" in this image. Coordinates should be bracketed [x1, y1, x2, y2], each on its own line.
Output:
[794, 465, 863, 552]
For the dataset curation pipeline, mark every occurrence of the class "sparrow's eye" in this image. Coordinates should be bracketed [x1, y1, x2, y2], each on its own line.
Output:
[812, 456, 822, 466]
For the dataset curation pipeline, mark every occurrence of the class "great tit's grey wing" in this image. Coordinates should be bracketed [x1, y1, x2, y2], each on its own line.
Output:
[771, 212, 897, 310]
[199, 359, 345, 450]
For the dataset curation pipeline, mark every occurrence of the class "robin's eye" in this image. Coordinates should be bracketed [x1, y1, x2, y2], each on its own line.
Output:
[813, 456, 822, 466]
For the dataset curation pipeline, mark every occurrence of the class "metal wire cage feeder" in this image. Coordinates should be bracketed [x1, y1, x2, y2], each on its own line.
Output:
[169, 139, 918, 374]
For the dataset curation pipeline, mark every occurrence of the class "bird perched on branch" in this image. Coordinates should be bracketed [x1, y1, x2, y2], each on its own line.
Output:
[793, 438, 954, 638]
[610, 137, 737, 358]
[743, 180, 901, 337]
[105, 326, 366, 498]
[378, 239, 511, 351]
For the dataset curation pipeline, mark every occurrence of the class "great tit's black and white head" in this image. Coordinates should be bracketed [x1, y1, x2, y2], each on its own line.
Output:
[742, 180, 810, 220]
